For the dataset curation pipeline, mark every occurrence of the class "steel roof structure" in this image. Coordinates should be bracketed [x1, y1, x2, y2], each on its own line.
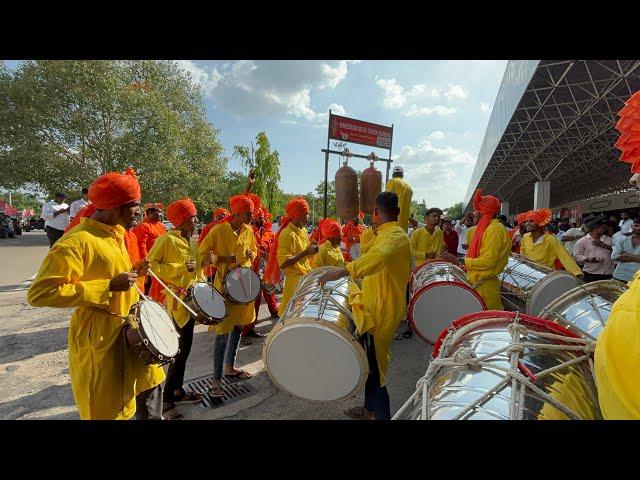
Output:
[465, 60, 640, 213]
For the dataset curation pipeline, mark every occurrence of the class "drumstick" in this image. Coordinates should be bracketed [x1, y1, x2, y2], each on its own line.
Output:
[147, 267, 199, 318]
[230, 258, 250, 300]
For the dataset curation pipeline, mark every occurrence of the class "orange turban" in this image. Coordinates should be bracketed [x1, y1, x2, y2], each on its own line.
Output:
[166, 198, 197, 228]
[615, 91, 640, 174]
[516, 212, 528, 225]
[467, 189, 501, 259]
[229, 195, 254, 215]
[88, 167, 141, 210]
[244, 193, 263, 212]
[264, 197, 310, 284]
[320, 218, 341, 239]
[524, 208, 552, 227]
[214, 208, 230, 218]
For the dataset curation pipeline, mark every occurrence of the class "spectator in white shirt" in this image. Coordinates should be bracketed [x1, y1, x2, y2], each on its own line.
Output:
[455, 214, 474, 260]
[611, 217, 640, 283]
[560, 222, 586, 256]
[619, 211, 633, 235]
[42, 192, 70, 248]
[573, 220, 615, 283]
[69, 188, 89, 220]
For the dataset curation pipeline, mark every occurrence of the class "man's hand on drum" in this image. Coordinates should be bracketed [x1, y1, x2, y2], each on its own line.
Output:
[132, 259, 149, 276]
[185, 260, 197, 272]
[110, 272, 138, 291]
[306, 243, 319, 256]
[196, 312, 221, 325]
[318, 267, 349, 287]
[204, 251, 218, 266]
[215, 253, 237, 264]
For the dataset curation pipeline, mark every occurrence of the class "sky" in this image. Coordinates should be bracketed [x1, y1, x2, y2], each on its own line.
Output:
[4, 60, 508, 208]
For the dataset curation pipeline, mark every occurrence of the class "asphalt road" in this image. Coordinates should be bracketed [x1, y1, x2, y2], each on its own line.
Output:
[0, 231, 50, 288]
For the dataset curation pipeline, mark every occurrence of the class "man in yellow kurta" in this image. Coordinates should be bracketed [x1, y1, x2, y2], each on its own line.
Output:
[464, 190, 511, 310]
[385, 165, 413, 232]
[198, 195, 258, 397]
[313, 218, 347, 268]
[410, 207, 447, 267]
[319, 191, 412, 420]
[264, 197, 319, 317]
[520, 208, 582, 277]
[360, 226, 377, 255]
[147, 198, 214, 420]
[27, 168, 166, 420]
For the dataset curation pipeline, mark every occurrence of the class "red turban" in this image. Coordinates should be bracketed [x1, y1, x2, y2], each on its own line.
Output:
[229, 195, 254, 215]
[320, 218, 341, 239]
[467, 189, 501, 259]
[524, 208, 552, 227]
[88, 167, 141, 209]
[214, 208, 230, 218]
[615, 91, 640, 174]
[264, 197, 310, 284]
[166, 198, 197, 228]
[516, 212, 528, 226]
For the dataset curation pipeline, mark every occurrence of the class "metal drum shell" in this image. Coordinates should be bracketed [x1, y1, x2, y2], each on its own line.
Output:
[539, 280, 627, 341]
[263, 267, 369, 404]
[408, 261, 486, 344]
[223, 266, 261, 304]
[335, 163, 359, 221]
[132, 300, 180, 365]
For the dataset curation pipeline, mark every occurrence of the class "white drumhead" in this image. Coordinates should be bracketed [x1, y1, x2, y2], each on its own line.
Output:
[192, 282, 227, 319]
[528, 273, 579, 316]
[410, 283, 485, 344]
[226, 267, 261, 303]
[138, 300, 179, 357]
[264, 322, 366, 403]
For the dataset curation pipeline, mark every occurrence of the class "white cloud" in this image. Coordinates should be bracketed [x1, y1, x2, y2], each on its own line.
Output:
[444, 83, 468, 101]
[428, 131, 445, 140]
[480, 102, 490, 112]
[175, 60, 222, 94]
[376, 78, 407, 109]
[315, 103, 346, 125]
[405, 105, 457, 117]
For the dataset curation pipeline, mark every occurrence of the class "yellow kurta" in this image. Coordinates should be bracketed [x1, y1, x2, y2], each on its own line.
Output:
[147, 230, 203, 328]
[197, 221, 257, 335]
[464, 219, 511, 310]
[312, 240, 346, 268]
[410, 226, 445, 267]
[520, 232, 582, 276]
[27, 217, 165, 420]
[346, 221, 412, 386]
[466, 226, 476, 246]
[276, 222, 313, 316]
[385, 178, 413, 232]
[594, 271, 640, 419]
[360, 227, 377, 255]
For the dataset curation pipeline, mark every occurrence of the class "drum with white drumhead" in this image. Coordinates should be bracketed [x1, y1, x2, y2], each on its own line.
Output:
[130, 299, 180, 365]
[224, 266, 261, 304]
[499, 254, 580, 316]
[184, 281, 227, 325]
[263, 267, 368, 403]
[408, 261, 486, 344]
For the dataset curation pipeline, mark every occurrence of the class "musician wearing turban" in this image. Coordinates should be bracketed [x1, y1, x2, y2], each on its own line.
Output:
[198, 194, 258, 398]
[264, 197, 318, 317]
[198, 208, 231, 281]
[342, 213, 366, 261]
[313, 219, 347, 268]
[28, 168, 165, 420]
[464, 189, 512, 310]
[146, 198, 210, 419]
[520, 208, 582, 276]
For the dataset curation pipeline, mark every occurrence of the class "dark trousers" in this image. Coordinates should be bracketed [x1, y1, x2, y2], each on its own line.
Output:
[135, 384, 163, 420]
[583, 272, 613, 283]
[45, 226, 64, 248]
[163, 317, 195, 406]
[363, 334, 391, 420]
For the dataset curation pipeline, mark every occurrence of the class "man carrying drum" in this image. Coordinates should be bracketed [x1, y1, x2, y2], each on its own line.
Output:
[198, 195, 258, 398]
[520, 208, 582, 277]
[27, 169, 165, 420]
[313, 218, 347, 268]
[318, 192, 412, 420]
[147, 198, 217, 420]
[264, 197, 319, 317]
[464, 189, 512, 310]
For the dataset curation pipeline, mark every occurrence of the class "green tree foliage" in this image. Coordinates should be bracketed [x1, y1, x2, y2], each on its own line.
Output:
[0, 60, 227, 213]
[445, 201, 465, 220]
[0, 190, 42, 211]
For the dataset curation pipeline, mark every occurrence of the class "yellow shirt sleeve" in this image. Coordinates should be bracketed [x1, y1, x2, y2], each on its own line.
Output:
[465, 224, 504, 272]
[278, 226, 310, 276]
[520, 233, 530, 257]
[347, 232, 394, 279]
[551, 235, 583, 276]
[410, 229, 426, 262]
[147, 235, 188, 281]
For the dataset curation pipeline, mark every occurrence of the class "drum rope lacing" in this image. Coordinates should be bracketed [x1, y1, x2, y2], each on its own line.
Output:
[392, 313, 597, 420]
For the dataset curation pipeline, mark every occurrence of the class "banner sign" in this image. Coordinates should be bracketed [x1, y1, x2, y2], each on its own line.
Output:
[329, 114, 392, 150]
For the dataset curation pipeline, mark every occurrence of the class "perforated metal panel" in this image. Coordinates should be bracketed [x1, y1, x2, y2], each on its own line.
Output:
[183, 374, 254, 408]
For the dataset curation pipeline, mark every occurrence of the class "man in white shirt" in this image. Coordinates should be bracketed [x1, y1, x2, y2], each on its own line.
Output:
[619, 211, 633, 235]
[561, 223, 586, 256]
[42, 192, 70, 248]
[69, 188, 89, 220]
[455, 214, 474, 260]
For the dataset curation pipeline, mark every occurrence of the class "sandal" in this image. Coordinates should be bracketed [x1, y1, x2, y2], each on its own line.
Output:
[208, 385, 225, 398]
[241, 337, 252, 346]
[174, 390, 204, 404]
[162, 408, 184, 420]
[344, 406, 374, 420]
[224, 369, 252, 380]
[247, 330, 265, 338]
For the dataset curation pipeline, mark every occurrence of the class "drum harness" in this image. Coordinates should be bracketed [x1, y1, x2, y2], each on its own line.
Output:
[392, 312, 597, 420]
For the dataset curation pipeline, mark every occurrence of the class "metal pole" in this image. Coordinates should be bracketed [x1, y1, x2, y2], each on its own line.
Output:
[386, 123, 394, 185]
[324, 110, 331, 219]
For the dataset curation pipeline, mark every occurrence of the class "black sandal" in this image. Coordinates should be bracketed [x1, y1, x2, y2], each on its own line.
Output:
[162, 407, 184, 420]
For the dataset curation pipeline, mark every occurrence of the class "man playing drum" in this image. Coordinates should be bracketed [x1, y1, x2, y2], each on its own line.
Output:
[28, 169, 166, 420]
[464, 189, 511, 310]
[198, 195, 258, 398]
[520, 208, 582, 277]
[318, 192, 412, 420]
[147, 198, 216, 419]
[264, 197, 319, 317]
[313, 218, 347, 268]
[342, 213, 365, 261]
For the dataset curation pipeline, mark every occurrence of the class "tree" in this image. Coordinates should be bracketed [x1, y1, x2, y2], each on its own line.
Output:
[445, 201, 465, 220]
[0, 60, 227, 213]
[314, 180, 337, 219]
[410, 199, 427, 220]
[0, 190, 42, 211]
[233, 131, 281, 212]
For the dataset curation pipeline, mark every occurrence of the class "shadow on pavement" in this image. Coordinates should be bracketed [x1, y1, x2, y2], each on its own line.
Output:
[0, 384, 76, 420]
[0, 326, 68, 365]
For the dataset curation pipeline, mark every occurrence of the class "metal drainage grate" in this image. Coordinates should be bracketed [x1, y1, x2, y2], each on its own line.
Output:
[183, 374, 254, 408]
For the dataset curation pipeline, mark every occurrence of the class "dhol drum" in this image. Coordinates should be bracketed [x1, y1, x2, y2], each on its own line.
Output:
[128, 299, 180, 365]
[393, 311, 601, 420]
[224, 266, 261, 304]
[258, 256, 283, 295]
[539, 280, 627, 340]
[184, 281, 227, 325]
[499, 253, 580, 316]
[263, 267, 369, 403]
[408, 261, 486, 344]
